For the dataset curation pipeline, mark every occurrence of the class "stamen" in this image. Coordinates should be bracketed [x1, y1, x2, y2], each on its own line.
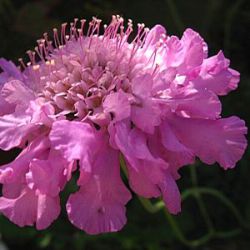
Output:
[61, 23, 67, 45]
[77, 28, 85, 56]
[132, 23, 145, 44]
[34, 46, 45, 62]
[18, 58, 26, 69]
[43, 33, 54, 52]
[80, 19, 86, 35]
[37, 39, 48, 60]
[141, 27, 150, 46]
[69, 22, 74, 39]
[86, 21, 94, 37]
[53, 28, 60, 48]
[26, 50, 36, 65]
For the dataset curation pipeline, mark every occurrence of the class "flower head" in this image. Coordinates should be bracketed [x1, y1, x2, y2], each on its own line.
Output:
[0, 15, 247, 234]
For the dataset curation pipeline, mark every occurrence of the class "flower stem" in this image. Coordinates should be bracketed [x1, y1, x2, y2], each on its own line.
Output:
[189, 164, 214, 233]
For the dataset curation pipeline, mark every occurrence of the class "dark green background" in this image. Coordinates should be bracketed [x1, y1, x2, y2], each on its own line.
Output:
[0, 0, 250, 249]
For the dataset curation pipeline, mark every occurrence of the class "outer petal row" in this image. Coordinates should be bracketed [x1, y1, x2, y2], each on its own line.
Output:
[50, 120, 131, 234]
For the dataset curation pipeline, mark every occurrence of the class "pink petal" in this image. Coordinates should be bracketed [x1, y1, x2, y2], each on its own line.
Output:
[114, 121, 182, 211]
[180, 28, 207, 70]
[168, 114, 248, 169]
[0, 72, 9, 85]
[27, 100, 55, 126]
[1, 100, 53, 148]
[0, 58, 23, 81]
[192, 51, 240, 95]
[164, 87, 222, 119]
[67, 190, 127, 235]
[1, 180, 26, 199]
[49, 120, 98, 173]
[0, 188, 38, 227]
[0, 188, 60, 230]
[0, 113, 32, 150]
[152, 67, 177, 93]
[0, 98, 14, 115]
[114, 121, 167, 173]
[0, 136, 49, 184]
[126, 162, 161, 198]
[26, 160, 59, 196]
[103, 89, 131, 121]
[36, 194, 60, 230]
[1, 80, 35, 105]
[0, 137, 61, 230]
[159, 121, 194, 168]
[131, 74, 153, 98]
[144, 25, 166, 48]
[26, 150, 70, 196]
[165, 36, 183, 67]
[166, 29, 207, 71]
[130, 74, 162, 133]
[0, 77, 14, 115]
[158, 171, 181, 214]
[131, 102, 161, 134]
[67, 141, 131, 235]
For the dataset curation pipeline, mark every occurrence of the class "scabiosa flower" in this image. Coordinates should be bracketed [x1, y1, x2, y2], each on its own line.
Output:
[0, 15, 247, 234]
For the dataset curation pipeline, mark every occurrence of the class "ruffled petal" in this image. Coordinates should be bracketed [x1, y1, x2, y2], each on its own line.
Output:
[0, 188, 38, 227]
[36, 194, 60, 230]
[103, 89, 130, 121]
[0, 101, 53, 151]
[131, 74, 153, 98]
[1, 80, 35, 106]
[114, 121, 167, 172]
[158, 171, 181, 214]
[161, 87, 222, 119]
[50, 120, 98, 173]
[131, 103, 161, 134]
[114, 121, 181, 213]
[26, 150, 70, 196]
[26, 160, 59, 196]
[0, 113, 35, 150]
[159, 120, 194, 169]
[0, 58, 23, 81]
[0, 98, 14, 115]
[0, 137, 61, 230]
[125, 162, 161, 198]
[0, 137, 49, 184]
[2, 182, 24, 199]
[67, 140, 131, 234]
[0, 188, 60, 230]
[131, 74, 161, 133]
[0, 78, 14, 115]
[192, 51, 240, 95]
[165, 29, 207, 71]
[27, 100, 55, 126]
[168, 114, 248, 169]
[179, 28, 207, 70]
[144, 25, 166, 48]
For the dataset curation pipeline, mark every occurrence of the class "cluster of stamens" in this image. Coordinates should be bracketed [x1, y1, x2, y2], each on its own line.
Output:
[17, 15, 167, 124]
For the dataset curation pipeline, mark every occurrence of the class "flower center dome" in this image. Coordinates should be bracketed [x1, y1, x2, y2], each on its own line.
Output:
[21, 16, 159, 126]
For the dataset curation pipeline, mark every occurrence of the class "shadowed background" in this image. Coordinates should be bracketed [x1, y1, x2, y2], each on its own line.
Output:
[0, 0, 250, 249]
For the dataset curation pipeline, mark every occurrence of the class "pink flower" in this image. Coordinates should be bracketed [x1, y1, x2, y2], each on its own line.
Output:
[0, 16, 247, 234]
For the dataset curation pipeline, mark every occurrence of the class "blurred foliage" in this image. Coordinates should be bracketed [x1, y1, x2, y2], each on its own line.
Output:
[0, 0, 250, 249]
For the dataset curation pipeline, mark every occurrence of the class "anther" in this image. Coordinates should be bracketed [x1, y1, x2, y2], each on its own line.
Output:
[33, 64, 40, 71]
[18, 58, 26, 69]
